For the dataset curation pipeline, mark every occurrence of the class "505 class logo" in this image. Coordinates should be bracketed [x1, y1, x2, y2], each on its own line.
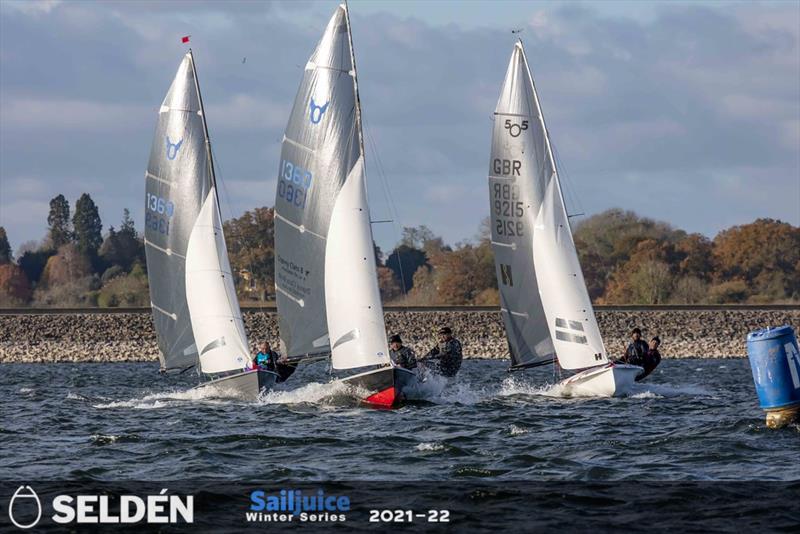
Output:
[504, 119, 528, 137]
[6, 486, 194, 528]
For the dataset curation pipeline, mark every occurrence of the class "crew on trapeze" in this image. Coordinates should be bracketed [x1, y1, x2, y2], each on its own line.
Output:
[253, 340, 297, 383]
[618, 327, 661, 381]
[420, 326, 463, 378]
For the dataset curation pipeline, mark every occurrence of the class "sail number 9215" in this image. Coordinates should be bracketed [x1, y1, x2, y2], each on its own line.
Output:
[492, 182, 524, 237]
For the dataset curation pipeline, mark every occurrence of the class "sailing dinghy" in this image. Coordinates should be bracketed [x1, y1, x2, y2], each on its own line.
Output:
[274, 4, 420, 408]
[489, 41, 641, 397]
[144, 51, 279, 399]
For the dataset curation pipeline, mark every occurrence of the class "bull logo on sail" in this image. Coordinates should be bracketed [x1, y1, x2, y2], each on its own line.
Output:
[165, 136, 184, 160]
[309, 98, 329, 125]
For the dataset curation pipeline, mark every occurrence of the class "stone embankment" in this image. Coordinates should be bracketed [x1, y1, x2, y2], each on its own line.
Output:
[0, 308, 798, 363]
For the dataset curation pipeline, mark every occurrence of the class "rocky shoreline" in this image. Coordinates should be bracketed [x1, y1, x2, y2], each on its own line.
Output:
[1, 309, 798, 364]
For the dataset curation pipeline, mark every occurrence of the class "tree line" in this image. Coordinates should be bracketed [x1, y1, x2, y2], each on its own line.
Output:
[0, 197, 797, 307]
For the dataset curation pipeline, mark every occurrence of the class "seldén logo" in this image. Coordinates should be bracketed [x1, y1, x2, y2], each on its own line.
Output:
[247, 488, 349, 523]
[6, 486, 193, 529]
[8, 486, 42, 529]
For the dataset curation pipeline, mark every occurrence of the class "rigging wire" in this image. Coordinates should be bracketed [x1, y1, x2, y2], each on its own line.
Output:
[363, 117, 411, 309]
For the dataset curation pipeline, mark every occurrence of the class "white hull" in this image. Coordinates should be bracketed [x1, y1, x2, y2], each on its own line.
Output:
[559, 363, 641, 398]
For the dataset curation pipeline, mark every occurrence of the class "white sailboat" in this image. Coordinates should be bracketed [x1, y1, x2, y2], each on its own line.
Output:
[144, 50, 279, 398]
[273, 4, 420, 407]
[489, 40, 641, 397]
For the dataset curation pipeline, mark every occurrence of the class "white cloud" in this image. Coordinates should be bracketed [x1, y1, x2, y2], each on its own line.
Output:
[2, 0, 62, 16]
[0, 98, 150, 132]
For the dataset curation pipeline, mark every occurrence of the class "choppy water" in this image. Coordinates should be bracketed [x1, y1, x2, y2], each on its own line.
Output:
[1, 359, 798, 481]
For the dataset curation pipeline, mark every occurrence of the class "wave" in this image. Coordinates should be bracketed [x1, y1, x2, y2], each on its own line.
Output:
[92, 387, 233, 410]
[415, 442, 445, 452]
[256, 380, 358, 406]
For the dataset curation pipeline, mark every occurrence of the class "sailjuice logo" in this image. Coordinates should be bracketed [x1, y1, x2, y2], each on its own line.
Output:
[309, 98, 329, 124]
[165, 136, 184, 160]
[247, 489, 349, 523]
[8, 486, 42, 529]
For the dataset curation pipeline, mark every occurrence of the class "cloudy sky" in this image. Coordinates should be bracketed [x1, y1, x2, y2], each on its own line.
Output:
[1, 0, 798, 255]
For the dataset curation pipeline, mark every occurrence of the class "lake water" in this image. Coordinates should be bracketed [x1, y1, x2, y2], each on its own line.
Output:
[2, 358, 797, 482]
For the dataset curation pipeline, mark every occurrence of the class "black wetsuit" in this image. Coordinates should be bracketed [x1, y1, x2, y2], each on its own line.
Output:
[390, 346, 418, 370]
[622, 339, 649, 367]
[424, 338, 463, 378]
[256, 350, 296, 383]
[636, 348, 662, 382]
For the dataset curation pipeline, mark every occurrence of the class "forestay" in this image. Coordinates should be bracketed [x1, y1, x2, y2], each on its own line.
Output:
[275, 4, 390, 371]
[489, 41, 607, 371]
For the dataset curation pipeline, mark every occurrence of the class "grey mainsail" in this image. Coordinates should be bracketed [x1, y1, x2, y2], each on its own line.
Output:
[490, 40, 609, 372]
[274, 5, 361, 359]
[144, 51, 213, 371]
[489, 41, 555, 369]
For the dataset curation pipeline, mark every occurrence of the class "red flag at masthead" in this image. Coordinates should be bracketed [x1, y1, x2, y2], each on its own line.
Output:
[181, 35, 190, 43]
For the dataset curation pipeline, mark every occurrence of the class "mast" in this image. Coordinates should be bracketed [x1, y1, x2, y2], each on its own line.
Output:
[188, 48, 218, 192]
[342, 2, 366, 159]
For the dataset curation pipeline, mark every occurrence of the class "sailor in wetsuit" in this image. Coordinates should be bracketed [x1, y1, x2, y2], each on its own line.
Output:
[254, 341, 297, 383]
[620, 328, 649, 367]
[636, 336, 662, 381]
[420, 327, 463, 378]
[389, 334, 417, 370]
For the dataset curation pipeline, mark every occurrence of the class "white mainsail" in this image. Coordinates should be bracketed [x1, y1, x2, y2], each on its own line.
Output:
[490, 40, 608, 371]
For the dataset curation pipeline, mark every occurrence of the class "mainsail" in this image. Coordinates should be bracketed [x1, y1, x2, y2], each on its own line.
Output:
[145, 51, 250, 375]
[275, 4, 390, 371]
[489, 41, 608, 371]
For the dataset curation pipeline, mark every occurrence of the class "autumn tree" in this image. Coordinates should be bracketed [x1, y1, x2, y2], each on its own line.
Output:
[224, 207, 275, 301]
[574, 209, 682, 301]
[0, 264, 31, 305]
[377, 266, 403, 302]
[0, 227, 11, 264]
[39, 243, 93, 288]
[47, 194, 72, 249]
[73, 193, 103, 258]
[712, 219, 800, 301]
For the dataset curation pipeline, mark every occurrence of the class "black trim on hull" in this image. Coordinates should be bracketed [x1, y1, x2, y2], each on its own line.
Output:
[508, 357, 557, 372]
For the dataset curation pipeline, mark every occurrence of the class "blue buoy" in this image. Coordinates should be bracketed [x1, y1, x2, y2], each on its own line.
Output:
[747, 325, 800, 428]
